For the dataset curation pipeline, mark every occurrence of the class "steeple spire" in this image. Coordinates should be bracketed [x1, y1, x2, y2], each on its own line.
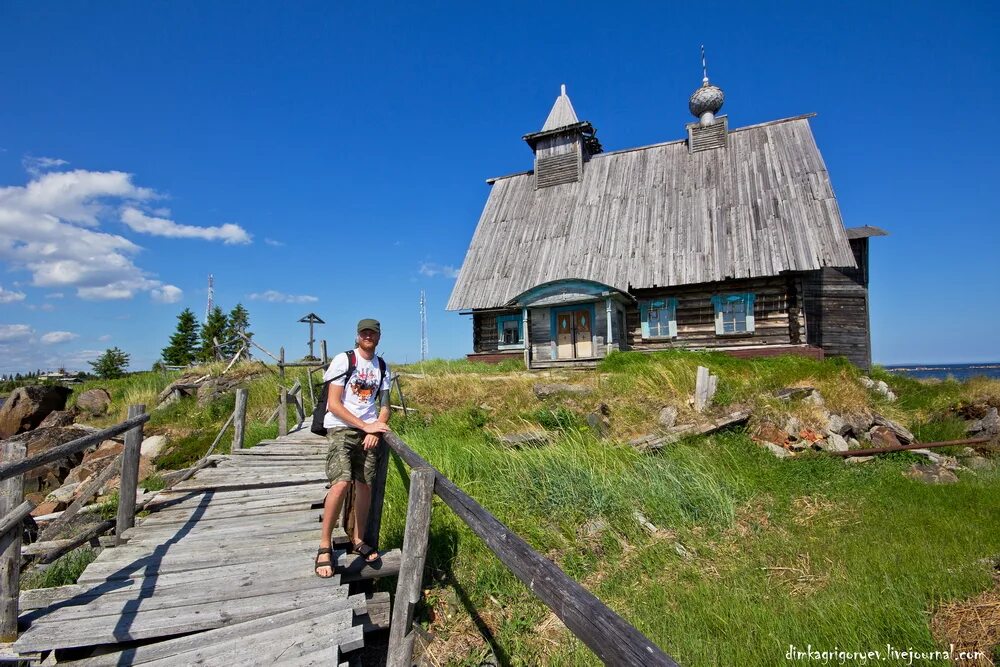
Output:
[541, 83, 580, 132]
[689, 45, 725, 127]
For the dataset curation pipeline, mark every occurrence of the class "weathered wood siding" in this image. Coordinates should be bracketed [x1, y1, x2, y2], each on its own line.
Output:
[472, 312, 501, 353]
[626, 277, 806, 350]
[802, 238, 871, 369]
[530, 308, 552, 361]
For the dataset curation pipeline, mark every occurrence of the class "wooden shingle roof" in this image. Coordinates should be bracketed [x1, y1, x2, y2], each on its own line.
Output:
[447, 115, 856, 311]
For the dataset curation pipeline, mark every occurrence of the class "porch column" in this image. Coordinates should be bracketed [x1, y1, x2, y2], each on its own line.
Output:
[606, 297, 614, 354]
[522, 307, 530, 368]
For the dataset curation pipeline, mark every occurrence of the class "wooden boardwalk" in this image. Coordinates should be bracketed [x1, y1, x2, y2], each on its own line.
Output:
[13, 424, 400, 665]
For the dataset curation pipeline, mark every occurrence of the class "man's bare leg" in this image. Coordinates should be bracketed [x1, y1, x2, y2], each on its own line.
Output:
[317, 480, 350, 577]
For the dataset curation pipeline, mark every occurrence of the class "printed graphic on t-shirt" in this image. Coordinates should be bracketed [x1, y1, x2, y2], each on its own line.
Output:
[350, 367, 380, 404]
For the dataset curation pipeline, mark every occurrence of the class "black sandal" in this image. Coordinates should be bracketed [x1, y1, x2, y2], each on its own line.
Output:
[351, 541, 381, 564]
[315, 547, 335, 578]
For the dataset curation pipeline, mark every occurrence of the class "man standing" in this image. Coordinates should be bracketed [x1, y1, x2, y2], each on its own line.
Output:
[315, 319, 391, 578]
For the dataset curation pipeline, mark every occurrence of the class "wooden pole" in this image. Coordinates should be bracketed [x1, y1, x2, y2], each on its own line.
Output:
[321, 340, 328, 366]
[386, 468, 434, 667]
[115, 404, 145, 545]
[278, 387, 288, 437]
[363, 439, 390, 551]
[1, 441, 26, 642]
[279, 347, 285, 380]
[232, 388, 248, 451]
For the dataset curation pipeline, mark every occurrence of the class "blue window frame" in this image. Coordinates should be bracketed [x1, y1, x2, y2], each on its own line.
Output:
[711, 293, 756, 335]
[496, 314, 523, 349]
[639, 298, 677, 339]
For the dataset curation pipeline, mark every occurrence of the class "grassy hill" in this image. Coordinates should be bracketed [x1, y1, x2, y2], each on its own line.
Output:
[62, 352, 1000, 665]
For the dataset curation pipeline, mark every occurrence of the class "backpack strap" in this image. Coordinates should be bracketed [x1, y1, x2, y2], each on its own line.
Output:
[326, 350, 356, 384]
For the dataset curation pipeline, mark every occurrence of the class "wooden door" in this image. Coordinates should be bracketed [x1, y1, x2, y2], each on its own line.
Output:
[574, 309, 592, 357]
[556, 311, 574, 359]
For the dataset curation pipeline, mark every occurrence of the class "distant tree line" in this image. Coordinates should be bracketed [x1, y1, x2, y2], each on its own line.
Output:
[161, 304, 253, 366]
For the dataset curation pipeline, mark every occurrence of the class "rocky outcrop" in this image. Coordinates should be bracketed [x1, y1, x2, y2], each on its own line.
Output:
[3, 426, 96, 493]
[38, 409, 77, 428]
[76, 388, 112, 415]
[0, 385, 72, 437]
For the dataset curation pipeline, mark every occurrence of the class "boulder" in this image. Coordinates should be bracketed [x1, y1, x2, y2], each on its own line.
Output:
[904, 462, 959, 485]
[46, 482, 80, 505]
[31, 501, 62, 517]
[38, 409, 77, 428]
[842, 413, 874, 438]
[141, 434, 169, 458]
[64, 440, 124, 486]
[76, 388, 112, 415]
[3, 426, 95, 493]
[817, 433, 849, 453]
[870, 426, 903, 449]
[966, 407, 1000, 436]
[825, 414, 849, 437]
[658, 406, 678, 429]
[0, 385, 72, 437]
[533, 383, 592, 400]
[872, 414, 915, 443]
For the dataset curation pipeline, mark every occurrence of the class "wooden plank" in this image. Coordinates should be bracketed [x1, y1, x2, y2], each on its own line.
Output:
[13, 587, 349, 652]
[1, 442, 26, 642]
[0, 500, 34, 538]
[387, 468, 434, 667]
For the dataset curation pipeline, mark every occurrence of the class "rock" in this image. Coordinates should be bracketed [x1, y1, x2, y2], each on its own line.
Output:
[754, 421, 789, 447]
[872, 414, 915, 443]
[870, 426, 902, 449]
[825, 414, 850, 436]
[774, 386, 816, 401]
[845, 456, 874, 464]
[762, 442, 792, 458]
[633, 510, 659, 534]
[658, 406, 678, 429]
[818, 433, 849, 453]
[842, 413, 874, 437]
[100, 456, 154, 494]
[76, 388, 112, 415]
[0, 385, 73, 437]
[861, 376, 896, 401]
[497, 431, 549, 448]
[3, 426, 96, 493]
[64, 440, 125, 486]
[904, 462, 959, 484]
[803, 391, 825, 407]
[533, 383, 592, 399]
[847, 438, 861, 449]
[47, 482, 81, 505]
[966, 407, 1000, 436]
[783, 417, 802, 438]
[31, 500, 62, 517]
[141, 435, 168, 458]
[579, 517, 609, 539]
[38, 409, 77, 428]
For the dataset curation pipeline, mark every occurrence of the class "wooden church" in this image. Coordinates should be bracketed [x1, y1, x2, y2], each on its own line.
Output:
[446, 68, 885, 370]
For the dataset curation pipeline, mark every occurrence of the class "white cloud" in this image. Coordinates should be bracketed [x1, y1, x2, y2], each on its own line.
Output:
[264, 238, 284, 247]
[0, 285, 26, 303]
[418, 262, 460, 279]
[41, 331, 79, 344]
[22, 155, 70, 177]
[151, 284, 183, 303]
[121, 207, 251, 244]
[98, 334, 112, 342]
[45, 292, 64, 299]
[0, 324, 33, 341]
[26, 303, 55, 312]
[247, 290, 318, 304]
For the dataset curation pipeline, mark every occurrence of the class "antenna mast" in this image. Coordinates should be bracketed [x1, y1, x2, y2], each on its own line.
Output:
[205, 274, 214, 323]
[419, 290, 428, 361]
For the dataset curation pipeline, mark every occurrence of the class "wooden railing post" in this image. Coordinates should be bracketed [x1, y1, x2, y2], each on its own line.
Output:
[278, 387, 288, 437]
[387, 468, 434, 667]
[279, 346, 285, 380]
[232, 388, 248, 451]
[1, 442, 26, 641]
[363, 439, 391, 552]
[321, 340, 328, 366]
[116, 404, 145, 545]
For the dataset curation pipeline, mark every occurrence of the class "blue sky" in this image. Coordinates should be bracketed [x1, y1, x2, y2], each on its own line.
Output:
[1, 1, 997, 372]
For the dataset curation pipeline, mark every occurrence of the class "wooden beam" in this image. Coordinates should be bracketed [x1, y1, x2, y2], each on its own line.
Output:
[232, 388, 248, 452]
[363, 439, 390, 553]
[0, 413, 150, 483]
[116, 404, 146, 544]
[1, 442, 26, 642]
[278, 387, 288, 438]
[38, 454, 121, 542]
[0, 500, 34, 538]
[383, 433, 678, 666]
[387, 468, 434, 667]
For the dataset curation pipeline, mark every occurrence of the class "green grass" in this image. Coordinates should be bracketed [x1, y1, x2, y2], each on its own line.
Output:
[21, 547, 98, 590]
[396, 357, 527, 375]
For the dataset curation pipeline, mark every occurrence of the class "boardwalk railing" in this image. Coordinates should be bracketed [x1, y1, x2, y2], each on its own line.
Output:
[381, 432, 679, 667]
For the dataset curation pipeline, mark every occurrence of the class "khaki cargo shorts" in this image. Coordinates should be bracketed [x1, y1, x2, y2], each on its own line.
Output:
[325, 427, 380, 485]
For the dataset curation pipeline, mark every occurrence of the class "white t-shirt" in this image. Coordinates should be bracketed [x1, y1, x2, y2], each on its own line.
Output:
[322, 350, 391, 428]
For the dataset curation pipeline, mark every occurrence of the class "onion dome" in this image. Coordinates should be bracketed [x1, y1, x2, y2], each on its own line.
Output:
[689, 81, 725, 119]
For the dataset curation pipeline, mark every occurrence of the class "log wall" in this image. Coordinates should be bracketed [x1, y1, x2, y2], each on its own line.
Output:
[802, 238, 872, 369]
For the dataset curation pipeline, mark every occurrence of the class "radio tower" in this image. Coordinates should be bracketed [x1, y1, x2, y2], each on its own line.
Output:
[205, 274, 214, 323]
[419, 290, 429, 361]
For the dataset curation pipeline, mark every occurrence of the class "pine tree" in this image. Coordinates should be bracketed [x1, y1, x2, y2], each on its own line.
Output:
[162, 308, 201, 366]
[198, 306, 229, 362]
[89, 348, 130, 379]
[222, 303, 252, 358]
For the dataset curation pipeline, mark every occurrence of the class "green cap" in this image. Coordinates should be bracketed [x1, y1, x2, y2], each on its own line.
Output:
[357, 318, 381, 334]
